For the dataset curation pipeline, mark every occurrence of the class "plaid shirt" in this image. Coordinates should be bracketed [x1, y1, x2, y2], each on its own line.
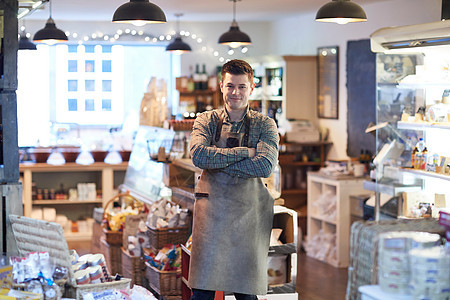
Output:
[190, 107, 279, 178]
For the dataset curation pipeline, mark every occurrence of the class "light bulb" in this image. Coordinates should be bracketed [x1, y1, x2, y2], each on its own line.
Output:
[130, 20, 147, 27]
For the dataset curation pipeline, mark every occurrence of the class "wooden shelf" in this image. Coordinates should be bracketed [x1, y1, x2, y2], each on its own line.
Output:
[309, 214, 337, 225]
[65, 232, 93, 242]
[33, 199, 103, 205]
[19, 161, 128, 172]
[282, 189, 307, 195]
[20, 162, 128, 218]
[280, 161, 322, 167]
[307, 172, 366, 268]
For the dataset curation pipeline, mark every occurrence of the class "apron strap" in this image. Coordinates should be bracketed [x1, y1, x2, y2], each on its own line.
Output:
[214, 112, 223, 143]
[214, 110, 251, 147]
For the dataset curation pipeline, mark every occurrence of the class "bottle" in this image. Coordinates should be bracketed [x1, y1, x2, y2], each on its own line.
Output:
[201, 64, 208, 90]
[414, 138, 427, 169]
[411, 146, 418, 169]
[193, 64, 201, 90]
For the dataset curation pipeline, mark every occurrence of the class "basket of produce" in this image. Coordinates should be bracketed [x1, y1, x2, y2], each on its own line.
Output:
[144, 245, 182, 297]
[102, 192, 145, 245]
[145, 199, 190, 251]
[8, 214, 131, 300]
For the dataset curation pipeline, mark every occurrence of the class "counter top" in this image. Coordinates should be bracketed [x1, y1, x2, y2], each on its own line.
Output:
[19, 162, 128, 172]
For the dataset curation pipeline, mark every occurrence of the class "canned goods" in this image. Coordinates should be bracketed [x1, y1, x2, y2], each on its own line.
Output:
[74, 269, 90, 285]
[86, 265, 104, 284]
[87, 253, 105, 267]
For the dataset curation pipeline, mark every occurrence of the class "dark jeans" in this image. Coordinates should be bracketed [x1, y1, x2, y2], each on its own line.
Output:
[191, 288, 258, 300]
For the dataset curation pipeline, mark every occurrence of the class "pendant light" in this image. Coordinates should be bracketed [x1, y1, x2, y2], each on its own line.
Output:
[315, 0, 367, 25]
[166, 13, 192, 54]
[112, 0, 167, 26]
[218, 0, 251, 49]
[19, 24, 37, 50]
[19, 33, 37, 50]
[33, 0, 68, 44]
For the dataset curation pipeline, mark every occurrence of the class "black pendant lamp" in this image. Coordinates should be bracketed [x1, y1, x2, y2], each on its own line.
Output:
[19, 24, 37, 50]
[33, 0, 68, 44]
[19, 34, 37, 50]
[166, 14, 192, 54]
[315, 0, 367, 24]
[112, 0, 167, 26]
[218, 0, 251, 48]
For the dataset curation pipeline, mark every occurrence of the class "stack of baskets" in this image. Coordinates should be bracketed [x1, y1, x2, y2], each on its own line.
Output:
[144, 216, 190, 299]
[9, 214, 131, 299]
[121, 213, 147, 287]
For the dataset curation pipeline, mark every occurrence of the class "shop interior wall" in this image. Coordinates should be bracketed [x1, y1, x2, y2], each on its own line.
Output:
[21, 0, 442, 159]
[267, 0, 442, 160]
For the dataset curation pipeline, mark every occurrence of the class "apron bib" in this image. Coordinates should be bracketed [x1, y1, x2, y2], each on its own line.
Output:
[188, 114, 274, 295]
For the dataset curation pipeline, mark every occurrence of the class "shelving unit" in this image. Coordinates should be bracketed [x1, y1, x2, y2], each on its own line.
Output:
[19, 162, 128, 241]
[247, 55, 317, 124]
[178, 89, 222, 113]
[278, 141, 331, 237]
[307, 172, 366, 268]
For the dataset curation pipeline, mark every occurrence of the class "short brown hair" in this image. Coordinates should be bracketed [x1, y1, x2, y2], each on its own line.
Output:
[221, 59, 254, 84]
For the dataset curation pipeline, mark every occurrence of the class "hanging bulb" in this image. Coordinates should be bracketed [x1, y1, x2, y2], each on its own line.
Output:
[166, 13, 192, 54]
[218, 0, 252, 48]
[33, 0, 68, 44]
[315, 0, 367, 24]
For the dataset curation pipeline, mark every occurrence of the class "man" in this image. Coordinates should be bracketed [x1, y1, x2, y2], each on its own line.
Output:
[188, 59, 279, 300]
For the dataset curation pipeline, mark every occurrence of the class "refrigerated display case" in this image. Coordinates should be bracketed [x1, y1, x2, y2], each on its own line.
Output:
[367, 20, 450, 220]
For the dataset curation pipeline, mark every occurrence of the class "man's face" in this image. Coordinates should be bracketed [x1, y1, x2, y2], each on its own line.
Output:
[220, 73, 255, 112]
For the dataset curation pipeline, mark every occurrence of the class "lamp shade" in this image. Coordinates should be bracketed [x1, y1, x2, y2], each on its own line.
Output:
[315, 0, 367, 24]
[218, 21, 252, 48]
[166, 36, 192, 54]
[33, 17, 68, 44]
[19, 35, 37, 50]
[112, 0, 167, 26]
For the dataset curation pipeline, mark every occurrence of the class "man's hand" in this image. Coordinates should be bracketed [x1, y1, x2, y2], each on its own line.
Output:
[248, 148, 256, 157]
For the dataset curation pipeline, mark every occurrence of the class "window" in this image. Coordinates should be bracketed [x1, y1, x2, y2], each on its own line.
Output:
[68, 99, 78, 111]
[17, 42, 176, 146]
[102, 60, 112, 72]
[85, 99, 95, 111]
[55, 44, 125, 125]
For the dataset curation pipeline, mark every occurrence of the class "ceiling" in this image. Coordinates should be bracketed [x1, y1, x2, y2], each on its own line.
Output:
[22, 0, 389, 23]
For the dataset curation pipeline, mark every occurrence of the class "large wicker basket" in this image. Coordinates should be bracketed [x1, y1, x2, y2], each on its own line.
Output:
[147, 225, 189, 251]
[121, 247, 145, 287]
[145, 262, 182, 297]
[9, 214, 131, 300]
[100, 237, 122, 276]
[102, 192, 144, 245]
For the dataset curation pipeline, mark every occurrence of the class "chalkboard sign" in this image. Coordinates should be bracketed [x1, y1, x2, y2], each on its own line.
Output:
[346, 39, 376, 158]
[317, 46, 339, 119]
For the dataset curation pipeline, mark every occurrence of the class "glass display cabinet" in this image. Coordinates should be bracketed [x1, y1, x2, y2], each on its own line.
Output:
[367, 21, 450, 220]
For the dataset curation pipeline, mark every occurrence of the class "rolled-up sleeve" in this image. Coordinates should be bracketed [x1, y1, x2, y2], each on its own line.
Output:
[190, 111, 249, 170]
[225, 116, 279, 178]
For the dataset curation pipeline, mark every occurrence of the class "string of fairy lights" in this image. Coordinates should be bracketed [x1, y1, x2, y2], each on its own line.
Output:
[20, 26, 249, 63]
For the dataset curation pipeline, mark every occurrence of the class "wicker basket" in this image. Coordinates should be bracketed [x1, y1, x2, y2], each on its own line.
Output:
[147, 225, 189, 251]
[102, 192, 144, 245]
[121, 247, 144, 287]
[100, 237, 122, 276]
[145, 262, 182, 297]
[8, 214, 131, 300]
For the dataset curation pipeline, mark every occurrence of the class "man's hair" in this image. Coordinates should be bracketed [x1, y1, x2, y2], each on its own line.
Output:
[221, 59, 254, 83]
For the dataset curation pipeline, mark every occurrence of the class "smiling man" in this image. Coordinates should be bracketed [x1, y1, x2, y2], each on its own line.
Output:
[188, 59, 280, 300]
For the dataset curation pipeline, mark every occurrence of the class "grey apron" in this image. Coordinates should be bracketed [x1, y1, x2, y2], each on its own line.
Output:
[188, 114, 274, 295]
